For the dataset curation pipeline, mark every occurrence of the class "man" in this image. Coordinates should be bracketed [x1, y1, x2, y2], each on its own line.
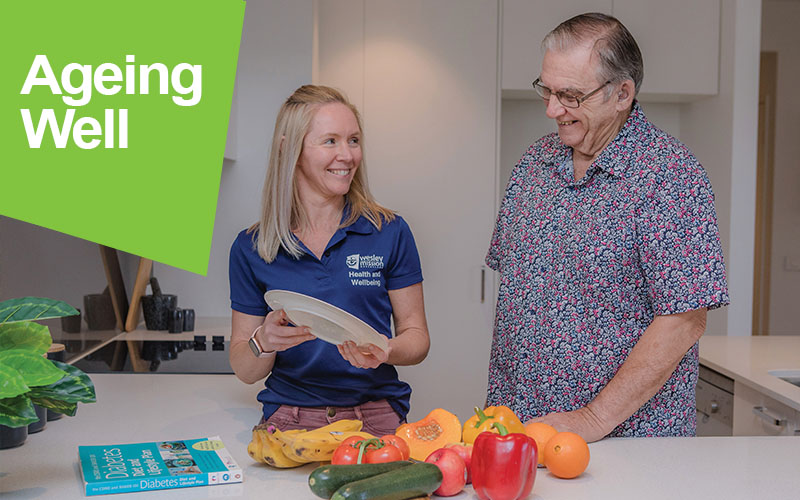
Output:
[486, 13, 728, 441]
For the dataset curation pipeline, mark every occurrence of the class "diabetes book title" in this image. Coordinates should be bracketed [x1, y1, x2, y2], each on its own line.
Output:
[19, 55, 201, 149]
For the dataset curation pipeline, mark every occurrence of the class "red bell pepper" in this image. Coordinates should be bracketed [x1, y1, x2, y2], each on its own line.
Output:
[472, 423, 537, 500]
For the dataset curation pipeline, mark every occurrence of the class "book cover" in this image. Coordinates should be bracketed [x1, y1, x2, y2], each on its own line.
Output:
[78, 436, 242, 496]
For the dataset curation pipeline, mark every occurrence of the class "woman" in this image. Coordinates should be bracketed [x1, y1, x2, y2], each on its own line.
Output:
[229, 85, 430, 436]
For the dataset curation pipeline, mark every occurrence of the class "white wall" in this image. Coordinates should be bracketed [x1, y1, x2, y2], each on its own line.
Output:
[0, 1, 313, 319]
[680, 0, 761, 336]
[761, 0, 800, 335]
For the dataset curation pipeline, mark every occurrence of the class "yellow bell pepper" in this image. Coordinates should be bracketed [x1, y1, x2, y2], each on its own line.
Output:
[462, 406, 526, 444]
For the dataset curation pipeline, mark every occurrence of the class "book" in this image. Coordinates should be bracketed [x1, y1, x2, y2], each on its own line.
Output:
[78, 436, 242, 496]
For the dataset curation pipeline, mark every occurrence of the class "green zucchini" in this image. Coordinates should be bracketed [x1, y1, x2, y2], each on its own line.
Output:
[330, 462, 443, 500]
[308, 461, 414, 499]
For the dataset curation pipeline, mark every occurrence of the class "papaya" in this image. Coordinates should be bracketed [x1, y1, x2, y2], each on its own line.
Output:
[395, 408, 462, 461]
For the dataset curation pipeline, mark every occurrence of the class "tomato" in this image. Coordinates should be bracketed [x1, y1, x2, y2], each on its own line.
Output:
[380, 435, 411, 460]
[340, 436, 365, 448]
[332, 437, 403, 464]
[331, 441, 361, 465]
[364, 442, 403, 463]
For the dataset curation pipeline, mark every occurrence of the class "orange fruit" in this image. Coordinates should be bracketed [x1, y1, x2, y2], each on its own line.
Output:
[524, 422, 558, 466]
[542, 431, 590, 479]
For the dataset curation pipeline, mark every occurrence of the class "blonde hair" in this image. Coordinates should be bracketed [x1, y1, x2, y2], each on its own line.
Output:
[250, 85, 394, 262]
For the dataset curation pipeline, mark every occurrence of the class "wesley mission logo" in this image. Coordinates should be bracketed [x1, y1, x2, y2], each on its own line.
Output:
[346, 254, 384, 286]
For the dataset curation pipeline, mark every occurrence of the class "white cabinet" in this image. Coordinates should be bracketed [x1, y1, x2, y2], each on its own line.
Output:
[316, 0, 498, 422]
[613, 0, 719, 100]
[733, 381, 800, 436]
[502, 0, 612, 98]
[502, 0, 720, 101]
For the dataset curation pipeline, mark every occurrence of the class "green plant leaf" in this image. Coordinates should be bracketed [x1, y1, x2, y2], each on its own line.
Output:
[0, 394, 38, 428]
[0, 297, 79, 324]
[0, 350, 65, 387]
[29, 361, 96, 404]
[28, 395, 78, 417]
[0, 321, 52, 354]
[0, 361, 30, 399]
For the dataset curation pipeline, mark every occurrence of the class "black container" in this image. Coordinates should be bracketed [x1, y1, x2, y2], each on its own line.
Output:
[141, 278, 177, 330]
[0, 424, 27, 449]
[168, 308, 184, 334]
[182, 309, 195, 332]
[84, 291, 116, 330]
[47, 344, 66, 421]
[27, 405, 47, 434]
[60, 308, 82, 333]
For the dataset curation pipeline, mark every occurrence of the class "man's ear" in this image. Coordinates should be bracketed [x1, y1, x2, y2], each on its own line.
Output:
[616, 80, 635, 110]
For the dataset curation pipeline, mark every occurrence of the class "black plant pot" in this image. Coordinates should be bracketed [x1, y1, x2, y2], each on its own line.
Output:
[0, 424, 27, 449]
[27, 405, 47, 434]
[47, 408, 64, 421]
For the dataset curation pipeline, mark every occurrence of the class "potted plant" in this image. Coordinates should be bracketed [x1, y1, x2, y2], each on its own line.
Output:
[0, 297, 97, 449]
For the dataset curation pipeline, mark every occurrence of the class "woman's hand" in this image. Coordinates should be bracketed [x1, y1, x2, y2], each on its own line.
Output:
[337, 341, 391, 369]
[257, 309, 316, 352]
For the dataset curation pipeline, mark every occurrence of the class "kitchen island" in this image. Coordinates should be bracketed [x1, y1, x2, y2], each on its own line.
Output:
[1, 373, 798, 499]
[700, 334, 800, 411]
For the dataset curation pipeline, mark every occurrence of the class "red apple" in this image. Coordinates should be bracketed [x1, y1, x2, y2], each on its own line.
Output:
[425, 448, 467, 497]
[445, 442, 473, 484]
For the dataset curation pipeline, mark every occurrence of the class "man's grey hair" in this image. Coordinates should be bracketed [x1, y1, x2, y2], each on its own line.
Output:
[542, 12, 643, 97]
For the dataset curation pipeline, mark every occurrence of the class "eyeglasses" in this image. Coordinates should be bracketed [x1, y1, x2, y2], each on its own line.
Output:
[532, 78, 611, 109]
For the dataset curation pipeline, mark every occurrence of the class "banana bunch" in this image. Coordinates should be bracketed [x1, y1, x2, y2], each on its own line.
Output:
[248, 419, 374, 467]
[274, 419, 374, 462]
[248, 427, 306, 468]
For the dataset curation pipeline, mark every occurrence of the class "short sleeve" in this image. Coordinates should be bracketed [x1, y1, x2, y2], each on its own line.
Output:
[486, 153, 528, 272]
[229, 230, 269, 316]
[384, 216, 423, 290]
[637, 157, 730, 315]
[486, 186, 512, 272]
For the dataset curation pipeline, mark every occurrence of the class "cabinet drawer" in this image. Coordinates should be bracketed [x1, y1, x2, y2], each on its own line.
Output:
[733, 382, 800, 436]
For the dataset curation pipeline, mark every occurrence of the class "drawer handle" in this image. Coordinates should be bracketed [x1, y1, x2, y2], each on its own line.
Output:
[752, 406, 787, 426]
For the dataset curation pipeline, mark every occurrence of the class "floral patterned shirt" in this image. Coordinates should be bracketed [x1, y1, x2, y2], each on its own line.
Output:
[486, 102, 729, 437]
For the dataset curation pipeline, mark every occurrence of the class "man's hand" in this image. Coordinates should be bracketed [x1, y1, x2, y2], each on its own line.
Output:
[528, 406, 609, 443]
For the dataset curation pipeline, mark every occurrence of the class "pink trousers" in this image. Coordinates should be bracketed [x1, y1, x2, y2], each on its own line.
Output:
[258, 399, 405, 437]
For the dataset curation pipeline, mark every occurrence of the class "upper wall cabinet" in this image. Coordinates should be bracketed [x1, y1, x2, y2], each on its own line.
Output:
[502, 0, 720, 102]
[502, 0, 612, 98]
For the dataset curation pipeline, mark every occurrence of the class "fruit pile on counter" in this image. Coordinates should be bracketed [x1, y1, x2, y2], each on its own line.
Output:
[247, 405, 590, 500]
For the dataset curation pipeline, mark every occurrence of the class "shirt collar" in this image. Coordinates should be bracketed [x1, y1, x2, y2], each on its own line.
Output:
[541, 100, 647, 180]
[339, 204, 375, 235]
[343, 214, 375, 235]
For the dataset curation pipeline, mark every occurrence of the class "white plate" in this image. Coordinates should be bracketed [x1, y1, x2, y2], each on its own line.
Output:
[264, 290, 389, 352]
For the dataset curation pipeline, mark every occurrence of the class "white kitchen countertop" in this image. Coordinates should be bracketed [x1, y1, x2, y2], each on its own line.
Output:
[699, 335, 800, 411]
[2, 373, 799, 500]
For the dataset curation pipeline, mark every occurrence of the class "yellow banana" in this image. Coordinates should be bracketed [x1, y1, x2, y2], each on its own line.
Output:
[272, 428, 314, 463]
[247, 431, 264, 462]
[269, 420, 373, 463]
[289, 430, 375, 462]
[270, 419, 363, 452]
[248, 428, 306, 468]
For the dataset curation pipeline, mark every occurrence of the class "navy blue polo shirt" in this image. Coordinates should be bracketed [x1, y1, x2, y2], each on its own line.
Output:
[229, 213, 423, 421]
